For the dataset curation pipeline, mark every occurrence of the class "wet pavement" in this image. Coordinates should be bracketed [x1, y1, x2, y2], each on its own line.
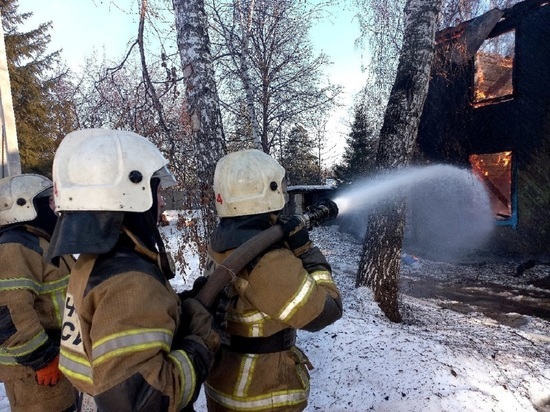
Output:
[401, 273, 550, 326]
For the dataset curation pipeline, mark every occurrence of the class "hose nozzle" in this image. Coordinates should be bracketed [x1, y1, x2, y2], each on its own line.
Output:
[300, 199, 339, 229]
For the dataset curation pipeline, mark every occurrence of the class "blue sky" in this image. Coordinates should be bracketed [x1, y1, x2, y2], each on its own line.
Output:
[19, 0, 370, 163]
[22, 0, 139, 69]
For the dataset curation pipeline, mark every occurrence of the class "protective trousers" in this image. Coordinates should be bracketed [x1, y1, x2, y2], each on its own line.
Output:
[1, 369, 76, 412]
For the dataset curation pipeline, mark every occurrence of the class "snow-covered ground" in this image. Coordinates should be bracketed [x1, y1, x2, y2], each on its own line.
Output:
[1, 211, 549, 411]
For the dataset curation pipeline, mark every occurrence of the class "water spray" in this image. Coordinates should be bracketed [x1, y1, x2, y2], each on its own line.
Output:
[329, 164, 495, 261]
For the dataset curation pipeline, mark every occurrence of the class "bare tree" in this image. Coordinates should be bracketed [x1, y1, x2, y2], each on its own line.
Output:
[209, 0, 262, 148]
[172, 0, 226, 267]
[208, 0, 342, 156]
[355, 0, 443, 322]
[79, 0, 226, 271]
[68, 54, 194, 185]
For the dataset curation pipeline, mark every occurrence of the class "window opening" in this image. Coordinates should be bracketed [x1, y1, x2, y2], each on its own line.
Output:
[473, 30, 515, 106]
[469, 151, 516, 227]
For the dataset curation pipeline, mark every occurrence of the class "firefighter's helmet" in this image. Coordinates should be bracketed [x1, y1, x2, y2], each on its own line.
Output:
[53, 129, 176, 213]
[0, 174, 53, 226]
[213, 149, 286, 217]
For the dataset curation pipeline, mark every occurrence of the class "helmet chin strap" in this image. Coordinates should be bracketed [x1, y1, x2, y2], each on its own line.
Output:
[121, 217, 175, 281]
[120, 178, 175, 280]
[147, 177, 175, 279]
[144, 209, 175, 280]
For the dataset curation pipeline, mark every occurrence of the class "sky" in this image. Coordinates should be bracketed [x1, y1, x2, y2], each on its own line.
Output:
[18, 0, 370, 164]
[2, 213, 549, 411]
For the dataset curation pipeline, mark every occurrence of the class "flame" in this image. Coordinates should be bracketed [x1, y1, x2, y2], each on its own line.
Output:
[474, 65, 487, 101]
[469, 151, 513, 218]
[499, 151, 512, 166]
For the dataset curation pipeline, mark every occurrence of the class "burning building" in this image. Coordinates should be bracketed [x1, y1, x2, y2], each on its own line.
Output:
[416, 0, 550, 257]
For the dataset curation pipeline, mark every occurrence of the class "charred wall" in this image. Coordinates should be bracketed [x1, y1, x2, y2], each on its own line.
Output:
[417, 1, 550, 257]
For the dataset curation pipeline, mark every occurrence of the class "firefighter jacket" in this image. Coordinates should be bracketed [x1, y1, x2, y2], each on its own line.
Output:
[0, 224, 74, 379]
[58, 227, 207, 412]
[204, 214, 342, 412]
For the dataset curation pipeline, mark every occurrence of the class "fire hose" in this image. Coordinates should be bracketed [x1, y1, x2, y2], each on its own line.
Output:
[194, 199, 339, 308]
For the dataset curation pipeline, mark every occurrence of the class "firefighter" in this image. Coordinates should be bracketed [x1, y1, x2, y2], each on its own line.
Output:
[204, 149, 343, 412]
[47, 129, 219, 411]
[0, 174, 77, 412]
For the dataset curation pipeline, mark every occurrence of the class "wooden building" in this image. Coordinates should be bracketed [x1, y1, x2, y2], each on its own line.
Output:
[284, 184, 336, 216]
[416, 0, 550, 257]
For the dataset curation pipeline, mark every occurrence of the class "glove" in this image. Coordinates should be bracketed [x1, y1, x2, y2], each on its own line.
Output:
[177, 276, 208, 301]
[179, 298, 220, 355]
[36, 355, 61, 386]
[174, 298, 221, 405]
[277, 215, 311, 256]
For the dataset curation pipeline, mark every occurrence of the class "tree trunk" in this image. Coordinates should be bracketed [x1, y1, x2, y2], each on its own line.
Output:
[172, 0, 226, 269]
[235, 0, 262, 150]
[356, 0, 443, 322]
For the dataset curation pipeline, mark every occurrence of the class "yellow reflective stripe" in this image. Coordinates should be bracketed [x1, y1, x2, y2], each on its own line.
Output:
[236, 354, 256, 397]
[59, 347, 93, 385]
[227, 311, 267, 336]
[251, 324, 261, 337]
[310, 270, 334, 285]
[0, 277, 41, 293]
[0, 276, 67, 329]
[0, 353, 17, 365]
[92, 328, 172, 366]
[0, 330, 48, 357]
[226, 310, 267, 324]
[51, 289, 65, 325]
[0, 275, 69, 295]
[227, 311, 268, 337]
[278, 276, 314, 322]
[205, 383, 309, 411]
[168, 350, 196, 410]
[41, 275, 70, 294]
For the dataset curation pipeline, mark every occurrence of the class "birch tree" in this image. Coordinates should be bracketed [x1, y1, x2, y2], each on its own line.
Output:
[172, 0, 226, 265]
[208, 0, 341, 155]
[353, 0, 522, 321]
[211, 0, 261, 149]
[355, 0, 443, 322]
[355, 0, 521, 132]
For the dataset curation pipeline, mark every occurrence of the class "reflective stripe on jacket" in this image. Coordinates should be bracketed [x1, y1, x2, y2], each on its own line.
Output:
[205, 245, 341, 412]
[0, 226, 73, 375]
[59, 239, 198, 412]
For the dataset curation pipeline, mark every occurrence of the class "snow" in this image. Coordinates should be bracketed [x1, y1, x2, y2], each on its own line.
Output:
[2, 210, 549, 412]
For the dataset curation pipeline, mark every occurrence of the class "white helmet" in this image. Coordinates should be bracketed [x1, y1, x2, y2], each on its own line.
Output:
[0, 174, 53, 226]
[53, 129, 176, 213]
[214, 149, 286, 217]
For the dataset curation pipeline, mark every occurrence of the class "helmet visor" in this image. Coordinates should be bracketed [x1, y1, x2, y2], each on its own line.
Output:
[36, 186, 53, 198]
[153, 165, 177, 188]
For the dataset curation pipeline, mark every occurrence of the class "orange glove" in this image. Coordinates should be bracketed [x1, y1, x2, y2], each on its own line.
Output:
[35, 355, 61, 386]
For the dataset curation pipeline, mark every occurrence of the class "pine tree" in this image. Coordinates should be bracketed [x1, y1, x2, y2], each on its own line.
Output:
[1, 0, 65, 176]
[333, 103, 378, 186]
[281, 124, 320, 186]
[226, 103, 257, 152]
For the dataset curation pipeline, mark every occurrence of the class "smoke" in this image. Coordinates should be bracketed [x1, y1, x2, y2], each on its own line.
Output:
[333, 165, 495, 262]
